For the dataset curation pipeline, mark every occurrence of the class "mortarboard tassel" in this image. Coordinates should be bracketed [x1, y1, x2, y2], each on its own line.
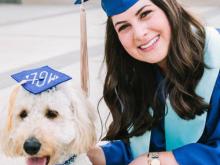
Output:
[80, 1, 89, 97]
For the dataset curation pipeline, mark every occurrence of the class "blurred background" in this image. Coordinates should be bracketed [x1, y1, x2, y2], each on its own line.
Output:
[0, 0, 220, 164]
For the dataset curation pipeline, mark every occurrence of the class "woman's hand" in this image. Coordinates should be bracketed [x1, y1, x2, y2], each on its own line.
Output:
[87, 146, 106, 165]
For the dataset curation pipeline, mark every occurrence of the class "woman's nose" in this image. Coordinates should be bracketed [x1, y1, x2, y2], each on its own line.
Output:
[133, 24, 148, 41]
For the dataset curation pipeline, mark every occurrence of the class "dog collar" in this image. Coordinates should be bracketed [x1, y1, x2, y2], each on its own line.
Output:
[56, 155, 77, 165]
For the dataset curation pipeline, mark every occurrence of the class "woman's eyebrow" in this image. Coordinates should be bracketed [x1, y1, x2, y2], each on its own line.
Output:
[114, 5, 150, 27]
[135, 5, 150, 16]
[114, 21, 127, 27]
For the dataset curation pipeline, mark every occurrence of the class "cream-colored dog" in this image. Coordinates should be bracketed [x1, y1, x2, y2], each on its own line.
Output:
[0, 81, 96, 165]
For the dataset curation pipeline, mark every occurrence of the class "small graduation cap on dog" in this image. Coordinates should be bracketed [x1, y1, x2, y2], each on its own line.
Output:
[11, 66, 72, 94]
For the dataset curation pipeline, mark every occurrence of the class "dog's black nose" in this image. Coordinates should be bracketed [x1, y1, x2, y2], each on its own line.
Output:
[23, 137, 41, 155]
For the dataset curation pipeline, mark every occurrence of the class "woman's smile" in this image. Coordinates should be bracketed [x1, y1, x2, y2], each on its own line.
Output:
[138, 35, 160, 52]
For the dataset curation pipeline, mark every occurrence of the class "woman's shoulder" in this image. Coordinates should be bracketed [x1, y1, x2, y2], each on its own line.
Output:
[205, 26, 220, 36]
[205, 26, 220, 46]
[203, 27, 220, 68]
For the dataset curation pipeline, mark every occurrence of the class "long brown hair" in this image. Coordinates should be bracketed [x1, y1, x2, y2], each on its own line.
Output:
[102, 0, 208, 141]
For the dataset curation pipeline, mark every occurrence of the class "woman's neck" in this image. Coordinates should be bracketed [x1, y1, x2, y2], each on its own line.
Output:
[157, 58, 167, 75]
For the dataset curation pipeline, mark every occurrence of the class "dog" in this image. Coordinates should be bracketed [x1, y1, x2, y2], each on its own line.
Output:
[0, 80, 97, 165]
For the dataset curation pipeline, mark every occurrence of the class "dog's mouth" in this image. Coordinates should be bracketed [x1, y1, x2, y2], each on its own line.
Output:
[26, 156, 50, 165]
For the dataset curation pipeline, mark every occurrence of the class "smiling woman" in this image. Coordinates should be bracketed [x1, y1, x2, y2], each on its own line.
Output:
[85, 0, 220, 165]
[111, 1, 171, 67]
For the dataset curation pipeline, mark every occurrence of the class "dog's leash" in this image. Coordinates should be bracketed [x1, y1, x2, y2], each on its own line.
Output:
[55, 155, 77, 165]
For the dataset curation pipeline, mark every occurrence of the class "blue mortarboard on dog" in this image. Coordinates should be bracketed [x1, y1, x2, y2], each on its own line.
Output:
[11, 66, 72, 94]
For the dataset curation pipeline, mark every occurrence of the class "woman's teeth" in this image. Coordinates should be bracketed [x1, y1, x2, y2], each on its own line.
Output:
[140, 36, 159, 49]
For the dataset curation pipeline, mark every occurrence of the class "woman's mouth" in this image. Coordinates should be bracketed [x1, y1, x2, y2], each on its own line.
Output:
[26, 156, 50, 165]
[138, 35, 160, 52]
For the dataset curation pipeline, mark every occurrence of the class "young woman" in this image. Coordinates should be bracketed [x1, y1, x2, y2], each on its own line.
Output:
[86, 0, 220, 165]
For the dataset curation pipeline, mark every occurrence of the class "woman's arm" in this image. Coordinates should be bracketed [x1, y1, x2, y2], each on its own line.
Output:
[87, 146, 106, 165]
[87, 140, 133, 165]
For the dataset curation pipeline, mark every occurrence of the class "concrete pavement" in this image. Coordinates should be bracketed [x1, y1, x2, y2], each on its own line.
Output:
[0, 1, 220, 164]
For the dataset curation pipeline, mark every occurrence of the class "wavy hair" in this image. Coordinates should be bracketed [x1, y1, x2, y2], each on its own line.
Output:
[102, 0, 208, 141]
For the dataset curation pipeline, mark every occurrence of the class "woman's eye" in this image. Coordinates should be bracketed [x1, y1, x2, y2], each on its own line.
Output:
[140, 10, 152, 19]
[118, 24, 129, 32]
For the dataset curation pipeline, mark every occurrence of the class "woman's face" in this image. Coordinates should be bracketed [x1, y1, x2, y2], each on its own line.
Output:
[112, 0, 171, 68]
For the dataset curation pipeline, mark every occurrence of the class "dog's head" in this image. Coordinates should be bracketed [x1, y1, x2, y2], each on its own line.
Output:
[0, 81, 96, 165]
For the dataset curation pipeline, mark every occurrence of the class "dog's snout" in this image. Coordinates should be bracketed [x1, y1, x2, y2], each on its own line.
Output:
[23, 137, 41, 155]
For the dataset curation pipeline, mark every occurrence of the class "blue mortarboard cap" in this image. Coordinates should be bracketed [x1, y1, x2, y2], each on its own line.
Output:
[74, 0, 138, 16]
[11, 66, 72, 94]
[101, 0, 138, 16]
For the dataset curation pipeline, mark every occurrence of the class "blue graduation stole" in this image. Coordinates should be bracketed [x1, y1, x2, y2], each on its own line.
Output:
[129, 27, 220, 158]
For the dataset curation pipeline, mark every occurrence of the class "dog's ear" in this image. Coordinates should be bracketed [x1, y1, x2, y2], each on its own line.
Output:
[70, 87, 97, 124]
[68, 88, 97, 154]
[0, 88, 18, 155]
[5, 85, 21, 132]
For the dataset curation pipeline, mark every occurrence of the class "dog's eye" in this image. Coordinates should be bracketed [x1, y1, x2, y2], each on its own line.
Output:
[45, 109, 59, 119]
[19, 110, 28, 119]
